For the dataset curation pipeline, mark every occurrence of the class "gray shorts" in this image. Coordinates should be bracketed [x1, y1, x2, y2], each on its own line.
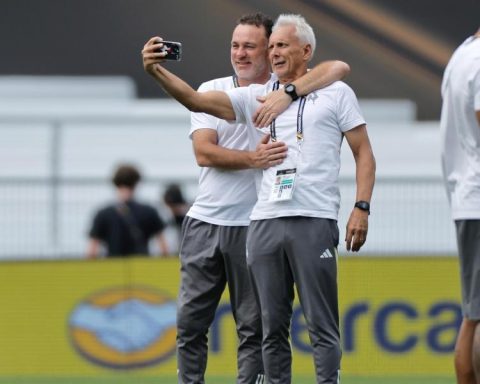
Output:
[455, 219, 480, 320]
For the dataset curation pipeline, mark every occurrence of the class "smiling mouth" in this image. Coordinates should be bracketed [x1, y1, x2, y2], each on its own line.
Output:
[273, 61, 286, 68]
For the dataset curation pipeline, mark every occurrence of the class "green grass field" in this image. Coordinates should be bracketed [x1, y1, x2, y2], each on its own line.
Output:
[0, 376, 455, 384]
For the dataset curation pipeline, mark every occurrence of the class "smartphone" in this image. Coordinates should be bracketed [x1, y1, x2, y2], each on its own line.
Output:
[155, 41, 182, 61]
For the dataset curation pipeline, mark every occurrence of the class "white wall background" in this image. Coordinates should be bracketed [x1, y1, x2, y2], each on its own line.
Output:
[0, 77, 455, 259]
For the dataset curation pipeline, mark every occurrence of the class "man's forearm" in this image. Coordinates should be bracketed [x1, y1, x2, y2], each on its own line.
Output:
[194, 133, 287, 170]
[252, 60, 350, 127]
[196, 142, 258, 169]
[150, 65, 201, 112]
[150, 65, 236, 120]
[293, 60, 350, 96]
[354, 150, 376, 203]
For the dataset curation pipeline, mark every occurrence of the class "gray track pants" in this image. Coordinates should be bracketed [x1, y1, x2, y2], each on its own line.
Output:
[247, 217, 341, 384]
[455, 219, 480, 320]
[176, 217, 264, 384]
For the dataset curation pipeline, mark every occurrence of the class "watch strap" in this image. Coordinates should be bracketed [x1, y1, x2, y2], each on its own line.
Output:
[354, 200, 370, 214]
[284, 83, 299, 101]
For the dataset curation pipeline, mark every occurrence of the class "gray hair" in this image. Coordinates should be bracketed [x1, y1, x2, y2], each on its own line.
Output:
[273, 14, 316, 61]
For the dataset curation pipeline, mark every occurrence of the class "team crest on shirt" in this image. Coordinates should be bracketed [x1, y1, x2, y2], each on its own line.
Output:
[308, 91, 319, 104]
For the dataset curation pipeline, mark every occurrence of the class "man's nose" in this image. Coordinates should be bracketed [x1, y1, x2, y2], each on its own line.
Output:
[235, 47, 247, 57]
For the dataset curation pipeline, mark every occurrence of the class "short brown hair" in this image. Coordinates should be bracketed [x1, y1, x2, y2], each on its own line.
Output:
[112, 164, 141, 189]
[236, 13, 274, 38]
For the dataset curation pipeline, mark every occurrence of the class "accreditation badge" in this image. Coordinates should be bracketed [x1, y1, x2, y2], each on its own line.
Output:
[269, 168, 297, 201]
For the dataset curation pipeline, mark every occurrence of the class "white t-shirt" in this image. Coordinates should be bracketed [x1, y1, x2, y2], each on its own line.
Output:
[440, 35, 480, 220]
[187, 76, 264, 226]
[227, 80, 365, 221]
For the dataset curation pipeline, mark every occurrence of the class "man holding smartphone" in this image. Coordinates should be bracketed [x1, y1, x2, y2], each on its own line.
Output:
[153, 13, 351, 384]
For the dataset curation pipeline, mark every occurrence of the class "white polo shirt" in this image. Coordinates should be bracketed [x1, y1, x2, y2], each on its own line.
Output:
[187, 76, 264, 226]
[440, 36, 480, 220]
[227, 80, 365, 221]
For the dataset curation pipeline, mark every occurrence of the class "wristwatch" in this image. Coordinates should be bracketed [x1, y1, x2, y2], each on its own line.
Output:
[284, 83, 299, 101]
[354, 200, 370, 215]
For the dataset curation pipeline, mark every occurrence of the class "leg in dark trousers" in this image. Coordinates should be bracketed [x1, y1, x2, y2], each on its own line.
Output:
[247, 219, 294, 384]
[222, 226, 264, 384]
[286, 217, 341, 384]
[176, 218, 226, 384]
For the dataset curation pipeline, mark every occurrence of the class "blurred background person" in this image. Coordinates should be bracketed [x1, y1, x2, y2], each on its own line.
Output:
[86, 163, 169, 258]
[440, 27, 480, 384]
[160, 183, 190, 255]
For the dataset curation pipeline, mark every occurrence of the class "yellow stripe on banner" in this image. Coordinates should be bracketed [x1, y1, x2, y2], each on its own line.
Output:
[337, 257, 459, 376]
[0, 257, 460, 377]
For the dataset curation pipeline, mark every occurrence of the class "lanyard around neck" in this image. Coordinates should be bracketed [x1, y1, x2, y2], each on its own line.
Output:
[232, 74, 240, 88]
[269, 81, 306, 143]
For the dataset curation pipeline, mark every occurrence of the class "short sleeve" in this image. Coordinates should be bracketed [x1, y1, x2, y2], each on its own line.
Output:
[226, 87, 249, 124]
[190, 82, 219, 138]
[335, 83, 366, 132]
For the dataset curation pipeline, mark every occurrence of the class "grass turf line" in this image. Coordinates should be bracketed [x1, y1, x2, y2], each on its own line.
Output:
[0, 376, 455, 384]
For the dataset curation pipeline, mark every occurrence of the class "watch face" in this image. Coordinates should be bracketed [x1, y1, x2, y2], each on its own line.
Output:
[284, 84, 298, 100]
[285, 84, 294, 92]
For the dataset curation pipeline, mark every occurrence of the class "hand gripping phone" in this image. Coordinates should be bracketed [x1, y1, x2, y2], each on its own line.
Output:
[156, 41, 182, 61]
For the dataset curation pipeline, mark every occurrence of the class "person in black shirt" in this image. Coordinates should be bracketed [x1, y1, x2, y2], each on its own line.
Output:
[87, 164, 168, 258]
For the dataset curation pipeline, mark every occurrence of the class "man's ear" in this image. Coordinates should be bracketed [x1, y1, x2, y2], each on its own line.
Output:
[303, 44, 313, 62]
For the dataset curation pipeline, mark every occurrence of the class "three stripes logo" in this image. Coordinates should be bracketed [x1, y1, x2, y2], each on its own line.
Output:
[320, 248, 334, 259]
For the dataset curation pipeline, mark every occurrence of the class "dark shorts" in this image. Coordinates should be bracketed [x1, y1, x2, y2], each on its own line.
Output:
[455, 219, 480, 320]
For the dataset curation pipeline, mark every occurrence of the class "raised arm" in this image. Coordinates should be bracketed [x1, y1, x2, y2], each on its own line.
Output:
[254, 60, 350, 127]
[343, 124, 376, 252]
[192, 130, 287, 170]
[142, 37, 236, 120]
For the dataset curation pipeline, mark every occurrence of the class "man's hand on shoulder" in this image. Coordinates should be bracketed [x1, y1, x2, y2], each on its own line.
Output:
[253, 90, 292, 128]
